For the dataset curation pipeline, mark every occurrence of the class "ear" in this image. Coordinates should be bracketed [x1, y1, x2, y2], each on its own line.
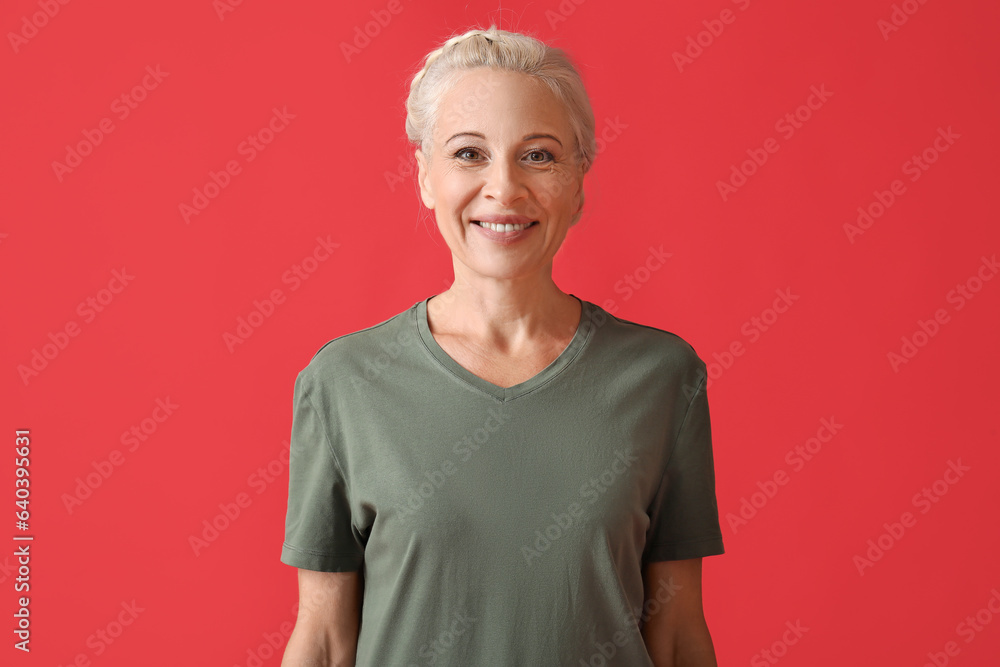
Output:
[415, 149, 435, 210]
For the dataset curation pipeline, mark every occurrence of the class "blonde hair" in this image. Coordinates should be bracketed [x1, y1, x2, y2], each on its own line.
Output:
[404, 24, 597, 173]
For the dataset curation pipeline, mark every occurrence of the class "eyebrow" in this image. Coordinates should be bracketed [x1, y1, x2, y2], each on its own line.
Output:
[446, 132, 563, 147]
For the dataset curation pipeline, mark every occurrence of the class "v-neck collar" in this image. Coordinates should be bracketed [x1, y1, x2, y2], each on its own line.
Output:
[414, 294, 595, 402]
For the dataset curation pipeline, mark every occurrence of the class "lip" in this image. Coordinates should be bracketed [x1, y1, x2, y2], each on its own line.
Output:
[470, 216, 538, 244]
[471, 214, 535, 226]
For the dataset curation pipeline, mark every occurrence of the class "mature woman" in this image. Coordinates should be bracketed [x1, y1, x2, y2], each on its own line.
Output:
[280, 25, 724, 666]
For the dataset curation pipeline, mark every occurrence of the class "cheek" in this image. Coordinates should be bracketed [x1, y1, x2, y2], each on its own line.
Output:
[535, 171, 580, 211]
[436, 173, 477, 207]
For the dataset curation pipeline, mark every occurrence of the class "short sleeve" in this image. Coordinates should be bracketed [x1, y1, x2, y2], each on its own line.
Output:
[643, 359, 725, 562]
[280, 370, 365, 571]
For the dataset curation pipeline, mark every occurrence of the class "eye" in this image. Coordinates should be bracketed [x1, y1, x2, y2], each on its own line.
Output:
[526, 149, 554, 163]
[453, 147, 482, 161]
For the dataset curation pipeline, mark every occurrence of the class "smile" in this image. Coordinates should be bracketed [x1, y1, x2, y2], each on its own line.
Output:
[473, 220, 538, 232]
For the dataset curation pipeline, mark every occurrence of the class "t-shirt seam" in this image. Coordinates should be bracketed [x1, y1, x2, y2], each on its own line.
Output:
[299, 371, 356, 513]
[656, 366, 706, 490]
[508, 315, 596, 402]
[282, 541, 361, 558]
[647, 534, 723, 549]
[411, 302, 477, 397]
[412, 300, 597, 404]
[603, 312, 699, 356]
[310, 312, 407, 363]
[412, 326, 506, 405]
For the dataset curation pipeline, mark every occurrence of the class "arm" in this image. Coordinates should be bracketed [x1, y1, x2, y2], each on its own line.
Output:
[641, 558, 718, 667]
[282, 568, 362, 667]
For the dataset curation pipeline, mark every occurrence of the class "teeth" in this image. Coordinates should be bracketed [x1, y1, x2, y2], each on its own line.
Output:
[476, 221, 533, 232]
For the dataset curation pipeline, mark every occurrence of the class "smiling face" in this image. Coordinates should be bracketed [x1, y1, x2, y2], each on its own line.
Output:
[415, 67, 585, 284]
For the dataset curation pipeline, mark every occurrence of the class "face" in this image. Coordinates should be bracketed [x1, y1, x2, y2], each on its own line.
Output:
[415, 67, 585, 284]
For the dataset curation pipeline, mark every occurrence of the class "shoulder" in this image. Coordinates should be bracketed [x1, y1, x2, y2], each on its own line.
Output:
[587, 301, 706, 375]
[297, 300, 420, 388]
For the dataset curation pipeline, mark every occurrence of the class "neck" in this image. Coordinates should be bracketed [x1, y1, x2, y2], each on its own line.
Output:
[428, 273, 579, 351]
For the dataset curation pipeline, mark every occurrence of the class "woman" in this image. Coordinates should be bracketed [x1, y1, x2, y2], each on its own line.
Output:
[280, 25, 724, 666]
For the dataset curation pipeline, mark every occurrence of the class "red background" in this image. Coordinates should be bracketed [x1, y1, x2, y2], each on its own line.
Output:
[3, 0, 999, 665]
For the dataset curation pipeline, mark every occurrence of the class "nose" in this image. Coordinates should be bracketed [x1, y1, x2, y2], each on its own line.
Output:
[482, 157, 527, 206]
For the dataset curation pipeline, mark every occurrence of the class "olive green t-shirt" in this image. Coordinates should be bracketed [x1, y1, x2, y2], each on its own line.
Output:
[280, 294, 724, 666]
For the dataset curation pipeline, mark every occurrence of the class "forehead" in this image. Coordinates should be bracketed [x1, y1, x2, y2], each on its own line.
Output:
[435, 68, 570, 138]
